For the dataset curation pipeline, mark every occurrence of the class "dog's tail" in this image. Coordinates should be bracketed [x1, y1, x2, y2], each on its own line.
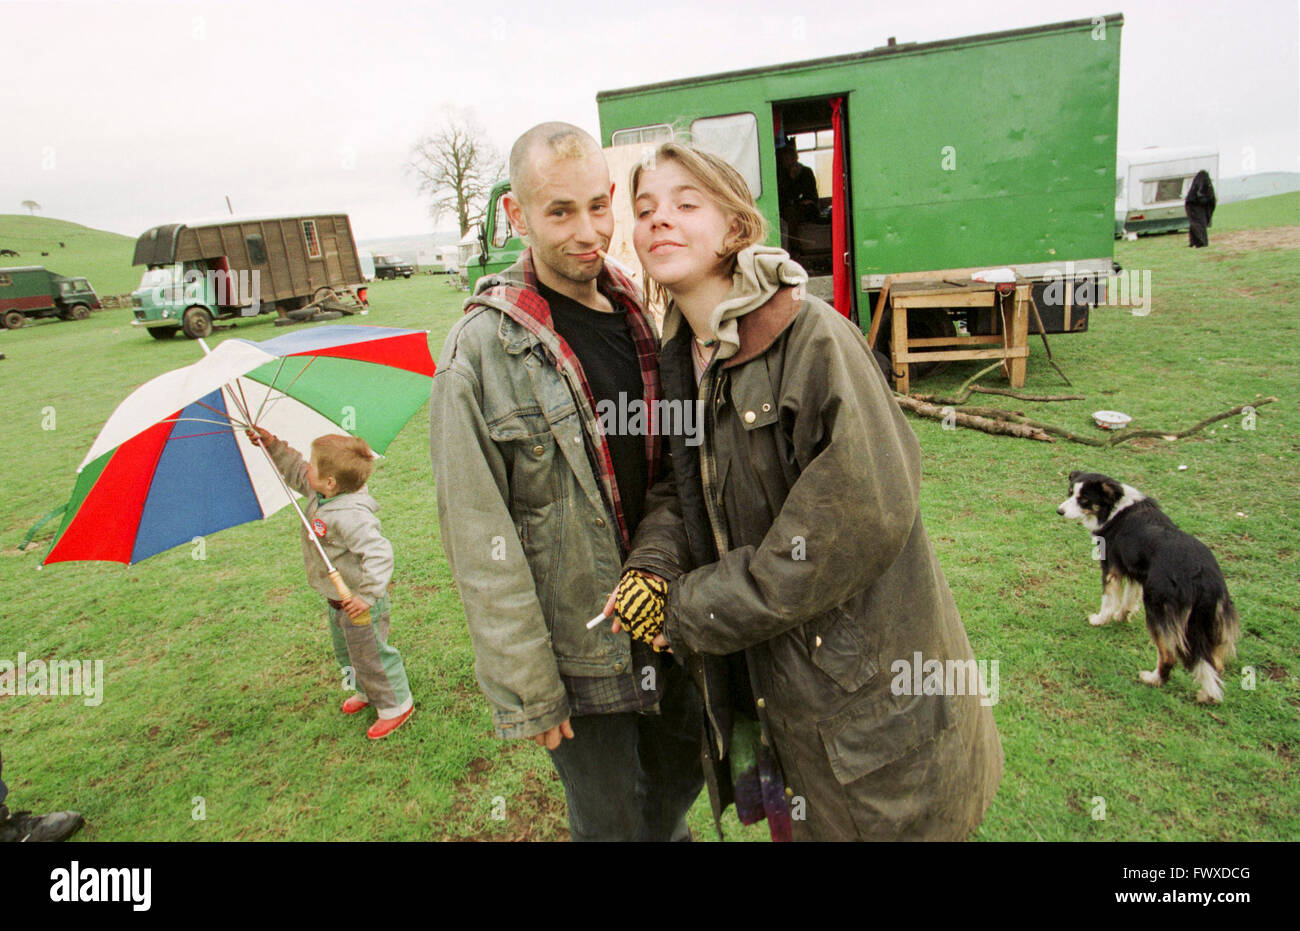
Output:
[1215, 596, 1241, 660]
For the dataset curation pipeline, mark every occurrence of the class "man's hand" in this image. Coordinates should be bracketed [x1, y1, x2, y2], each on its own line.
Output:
[531, 719, 574, 750]
[341, 594, 370, 620]
[245, 425, 275, 447]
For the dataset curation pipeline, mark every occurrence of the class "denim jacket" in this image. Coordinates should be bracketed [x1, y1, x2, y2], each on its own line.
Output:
[430, 252, 663, 738]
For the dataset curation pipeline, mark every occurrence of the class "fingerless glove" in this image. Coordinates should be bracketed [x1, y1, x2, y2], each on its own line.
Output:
[613, 571, 669, 652]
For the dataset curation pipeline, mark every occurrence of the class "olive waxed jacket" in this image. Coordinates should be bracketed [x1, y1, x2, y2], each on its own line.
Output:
[626, 286, 1004, 840]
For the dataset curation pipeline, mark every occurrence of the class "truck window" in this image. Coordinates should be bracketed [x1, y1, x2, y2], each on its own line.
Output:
[246, 234, 268, 265]
[302, 220, 322, 259]
[0, 274, 11, 287]
[611, 124, 673, 147]
[689, 113, 761, 198]
[491, 197, 513, 249]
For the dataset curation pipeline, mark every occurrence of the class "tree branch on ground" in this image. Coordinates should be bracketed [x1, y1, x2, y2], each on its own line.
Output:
[894, 393, 1278, 446]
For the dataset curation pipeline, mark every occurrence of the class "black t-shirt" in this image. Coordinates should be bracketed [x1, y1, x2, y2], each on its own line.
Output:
[537, 281, 648, 535]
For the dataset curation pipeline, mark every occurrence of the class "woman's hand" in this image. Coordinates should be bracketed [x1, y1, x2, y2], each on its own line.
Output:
[605, 571, 672, 653]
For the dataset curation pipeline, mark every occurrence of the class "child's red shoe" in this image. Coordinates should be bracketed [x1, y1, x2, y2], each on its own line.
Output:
[341, 696, 370, 715]
[366, 706, 413, 740]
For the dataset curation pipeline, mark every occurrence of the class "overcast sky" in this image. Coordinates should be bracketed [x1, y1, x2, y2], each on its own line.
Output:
[2, 0, 1296, 240]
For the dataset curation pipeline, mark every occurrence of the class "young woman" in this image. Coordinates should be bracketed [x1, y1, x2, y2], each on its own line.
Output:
[613, 143, 1003, 841]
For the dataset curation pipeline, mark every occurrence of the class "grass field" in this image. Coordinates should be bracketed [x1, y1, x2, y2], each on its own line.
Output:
[1, 195, 1296, 842]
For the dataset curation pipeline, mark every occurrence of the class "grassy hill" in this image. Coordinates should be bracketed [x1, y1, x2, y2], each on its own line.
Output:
[1212, 189, 1299, 231]
[0, 215, 140, 297]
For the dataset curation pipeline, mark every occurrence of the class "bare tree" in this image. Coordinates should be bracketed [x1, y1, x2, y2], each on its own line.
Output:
[408, 109, 503, 237]
[21, 200, 41, 216]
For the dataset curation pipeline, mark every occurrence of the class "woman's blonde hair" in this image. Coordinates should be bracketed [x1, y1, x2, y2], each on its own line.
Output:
[630, 142, 768, 303]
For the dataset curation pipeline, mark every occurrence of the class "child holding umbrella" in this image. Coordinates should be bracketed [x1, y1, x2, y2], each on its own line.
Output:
[247, 426, 414, 740]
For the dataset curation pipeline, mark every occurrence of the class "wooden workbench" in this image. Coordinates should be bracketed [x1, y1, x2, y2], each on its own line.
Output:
[873, 278, 1031, 394]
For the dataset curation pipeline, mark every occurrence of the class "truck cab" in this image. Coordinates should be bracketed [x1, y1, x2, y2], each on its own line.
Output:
[466, 180, 527, 291]
[130, 259, 257, 340]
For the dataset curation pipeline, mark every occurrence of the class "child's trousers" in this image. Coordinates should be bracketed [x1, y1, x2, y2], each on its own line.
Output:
[327, 596, 413, 719]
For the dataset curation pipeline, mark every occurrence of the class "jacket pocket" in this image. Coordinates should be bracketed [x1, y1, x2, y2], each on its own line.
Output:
[818, 688, 952, 785]
[807, 606, 877, 693]
[496, 425, 560, 512]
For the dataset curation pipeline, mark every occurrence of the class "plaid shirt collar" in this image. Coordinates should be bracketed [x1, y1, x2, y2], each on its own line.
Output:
[470, 249, 663, 554]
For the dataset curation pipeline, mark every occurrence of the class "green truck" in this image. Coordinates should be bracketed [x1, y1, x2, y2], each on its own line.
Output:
[0, 266, 102, 329]
[471, 14, 1122, 333]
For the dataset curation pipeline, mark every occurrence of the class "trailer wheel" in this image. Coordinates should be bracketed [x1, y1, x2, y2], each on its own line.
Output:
[2, 310, 25, 329]
[147, 326, 179, 340]
[182, 306, 213, 339]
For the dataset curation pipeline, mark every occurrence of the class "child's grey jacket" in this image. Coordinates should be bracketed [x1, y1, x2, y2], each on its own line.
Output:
[268, 439, 393, 605]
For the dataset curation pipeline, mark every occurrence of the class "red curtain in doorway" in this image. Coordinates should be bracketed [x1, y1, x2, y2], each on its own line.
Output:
[830, 97, 850, 317]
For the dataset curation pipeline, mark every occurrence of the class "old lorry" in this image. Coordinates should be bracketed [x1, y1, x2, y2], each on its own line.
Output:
[130, 213, 368, 339]
[471, 14, 1123, 337]
[0, 266, 102, 329]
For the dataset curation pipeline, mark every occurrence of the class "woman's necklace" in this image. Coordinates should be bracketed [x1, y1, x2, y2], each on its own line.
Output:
[691, 333, 717, 370]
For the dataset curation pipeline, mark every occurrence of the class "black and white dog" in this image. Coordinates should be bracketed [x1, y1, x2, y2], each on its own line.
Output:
[1057, 471, 1240, 703]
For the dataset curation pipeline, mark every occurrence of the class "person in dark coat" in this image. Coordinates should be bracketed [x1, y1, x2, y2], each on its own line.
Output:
[1185, 169, 1216, 247]
[607, 142, 1003, 841]
[0, 749, 85, 842]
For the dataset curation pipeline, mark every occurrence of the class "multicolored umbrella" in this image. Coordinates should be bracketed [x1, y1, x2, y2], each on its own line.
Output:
[42, 325, 434, 567]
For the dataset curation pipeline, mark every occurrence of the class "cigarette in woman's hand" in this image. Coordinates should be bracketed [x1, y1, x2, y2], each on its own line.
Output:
[586, 612, 607, 630]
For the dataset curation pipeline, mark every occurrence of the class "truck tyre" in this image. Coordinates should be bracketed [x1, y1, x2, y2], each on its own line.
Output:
[147, 326, 179, 340]
[403, 272, 412, 279]
[2, 310, 24, 329]
[182, 306, 214, 339]
[68, 304, 91, 321]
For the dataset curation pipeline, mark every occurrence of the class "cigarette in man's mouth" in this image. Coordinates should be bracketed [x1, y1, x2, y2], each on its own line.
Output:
[586, 612, 607, 630]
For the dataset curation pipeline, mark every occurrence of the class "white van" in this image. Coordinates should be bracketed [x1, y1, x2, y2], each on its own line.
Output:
[1116, 146, 1218, 237]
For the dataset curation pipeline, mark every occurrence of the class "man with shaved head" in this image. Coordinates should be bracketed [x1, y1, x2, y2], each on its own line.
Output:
[431, 122, 704, 841]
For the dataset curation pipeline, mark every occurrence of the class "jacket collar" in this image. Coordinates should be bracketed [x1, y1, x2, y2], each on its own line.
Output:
[661, 246, 807, 361]
[720, 286, 803, 369]
[468, 249, 644, 354]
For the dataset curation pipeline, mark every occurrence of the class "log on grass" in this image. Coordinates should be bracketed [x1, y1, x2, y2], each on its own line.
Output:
[894, 395, 1054, 441]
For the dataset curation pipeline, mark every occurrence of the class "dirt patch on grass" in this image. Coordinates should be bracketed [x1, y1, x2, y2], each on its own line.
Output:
[1208, 226, 1300, 255]
[442, 744, 569, 842]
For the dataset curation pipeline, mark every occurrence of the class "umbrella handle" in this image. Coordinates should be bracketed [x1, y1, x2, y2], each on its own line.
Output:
[329, 570, 373, 627]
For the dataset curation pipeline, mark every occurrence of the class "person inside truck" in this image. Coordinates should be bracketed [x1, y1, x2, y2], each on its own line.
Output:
[776, 141, 820, 227]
